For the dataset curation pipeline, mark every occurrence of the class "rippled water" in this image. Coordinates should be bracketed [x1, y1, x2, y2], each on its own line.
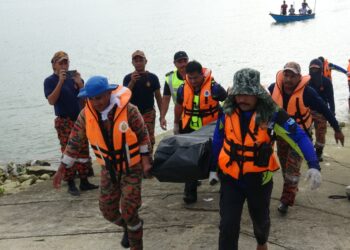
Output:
[0, 0, 349, 163]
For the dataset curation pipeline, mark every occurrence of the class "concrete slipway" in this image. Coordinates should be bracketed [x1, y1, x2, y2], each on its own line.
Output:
[0, 126, 349, 250]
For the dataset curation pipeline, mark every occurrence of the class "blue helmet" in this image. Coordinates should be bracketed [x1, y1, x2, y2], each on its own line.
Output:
[78, 76, 117, 98]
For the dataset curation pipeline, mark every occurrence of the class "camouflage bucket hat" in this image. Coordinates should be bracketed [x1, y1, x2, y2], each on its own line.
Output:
[223, 68, 278, 122]
[229, 68, 266, 97]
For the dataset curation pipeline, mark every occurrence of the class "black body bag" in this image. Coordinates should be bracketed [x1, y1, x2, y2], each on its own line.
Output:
[151, 122, 216, 183]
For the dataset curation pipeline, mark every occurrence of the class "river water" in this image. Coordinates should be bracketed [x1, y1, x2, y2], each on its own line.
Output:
[0, 0, 349, 164]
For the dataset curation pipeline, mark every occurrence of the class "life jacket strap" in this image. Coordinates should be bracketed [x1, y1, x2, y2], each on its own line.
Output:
[183, 104, 219, 117]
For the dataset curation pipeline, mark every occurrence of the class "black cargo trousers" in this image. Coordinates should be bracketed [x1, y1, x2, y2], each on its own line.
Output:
[179, 122, 198, 201]
[219, 172, 273, 250]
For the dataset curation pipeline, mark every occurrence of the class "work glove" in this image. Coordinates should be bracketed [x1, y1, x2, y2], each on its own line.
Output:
[305, 168, 322, 190]
[173, 123, 179, 135]
[209, 171, 219, 186]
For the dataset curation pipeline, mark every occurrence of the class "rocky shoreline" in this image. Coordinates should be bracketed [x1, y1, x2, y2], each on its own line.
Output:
[0, 160, 57, 195]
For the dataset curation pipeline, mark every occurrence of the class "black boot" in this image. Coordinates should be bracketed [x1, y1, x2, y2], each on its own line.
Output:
[277, 202, 289, 215]
[79, 178, 99, 191]
[87, 164, 95, 177]
[183, 181, 197, 204]
[67, 180, 80, 196]
[316, 147, 323, 162]
[120, 227, 130, 248]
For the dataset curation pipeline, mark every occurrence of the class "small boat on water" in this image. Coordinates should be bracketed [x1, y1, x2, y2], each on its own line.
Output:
[270, 13, 315, 23]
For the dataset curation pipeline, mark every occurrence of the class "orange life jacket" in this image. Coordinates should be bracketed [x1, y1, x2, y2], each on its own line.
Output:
[182, 68, 219, 129]
[323, 59, 332, 81]
[85, 86, 140, 173]
[347, 61, 350, 81]
[218, 110, 279, 180]
[272, 71, 312, 131]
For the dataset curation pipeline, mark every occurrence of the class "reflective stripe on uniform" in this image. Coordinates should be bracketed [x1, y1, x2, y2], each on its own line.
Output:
[167, 72, 175, 103]
[61, 154, 90, 168]
[189, 95, 202, 130]
[127, 220, 142, 231]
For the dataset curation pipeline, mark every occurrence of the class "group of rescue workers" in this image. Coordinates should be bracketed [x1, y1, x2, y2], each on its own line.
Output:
[45, 50, 350, 250]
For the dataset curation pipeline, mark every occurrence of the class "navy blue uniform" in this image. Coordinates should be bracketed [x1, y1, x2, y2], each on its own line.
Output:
[44, 74, 82, 120]
[123, 72, 160, 114]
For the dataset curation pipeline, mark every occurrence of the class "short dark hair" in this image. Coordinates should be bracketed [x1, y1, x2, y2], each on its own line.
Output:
[318, 56, 325, 63]
[186, 60, 202, 74]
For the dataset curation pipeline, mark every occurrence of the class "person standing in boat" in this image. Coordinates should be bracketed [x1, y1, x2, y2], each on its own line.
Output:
[281, 1, 288, 15]
[299, 0, 311, 15]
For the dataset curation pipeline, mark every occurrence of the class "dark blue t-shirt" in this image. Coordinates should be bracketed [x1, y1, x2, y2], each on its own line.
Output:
[308, 76, 335, 114]
[44, 74, 82, 120]
[123, 71, 160, 114]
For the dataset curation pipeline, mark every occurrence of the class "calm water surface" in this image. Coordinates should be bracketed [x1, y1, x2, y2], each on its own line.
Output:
[0, 0, 349, 163]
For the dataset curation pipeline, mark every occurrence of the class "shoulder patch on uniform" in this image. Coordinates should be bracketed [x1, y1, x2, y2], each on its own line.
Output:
[165, 71, 174, 76]
[286, 118, 295, 125]
[219, 120, 224, 129]
[119, 121, 129, 132]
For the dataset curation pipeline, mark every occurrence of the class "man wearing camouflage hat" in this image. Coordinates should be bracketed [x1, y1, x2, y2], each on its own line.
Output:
[269, 62, 344, 214]
[212, 68, 322, 250]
